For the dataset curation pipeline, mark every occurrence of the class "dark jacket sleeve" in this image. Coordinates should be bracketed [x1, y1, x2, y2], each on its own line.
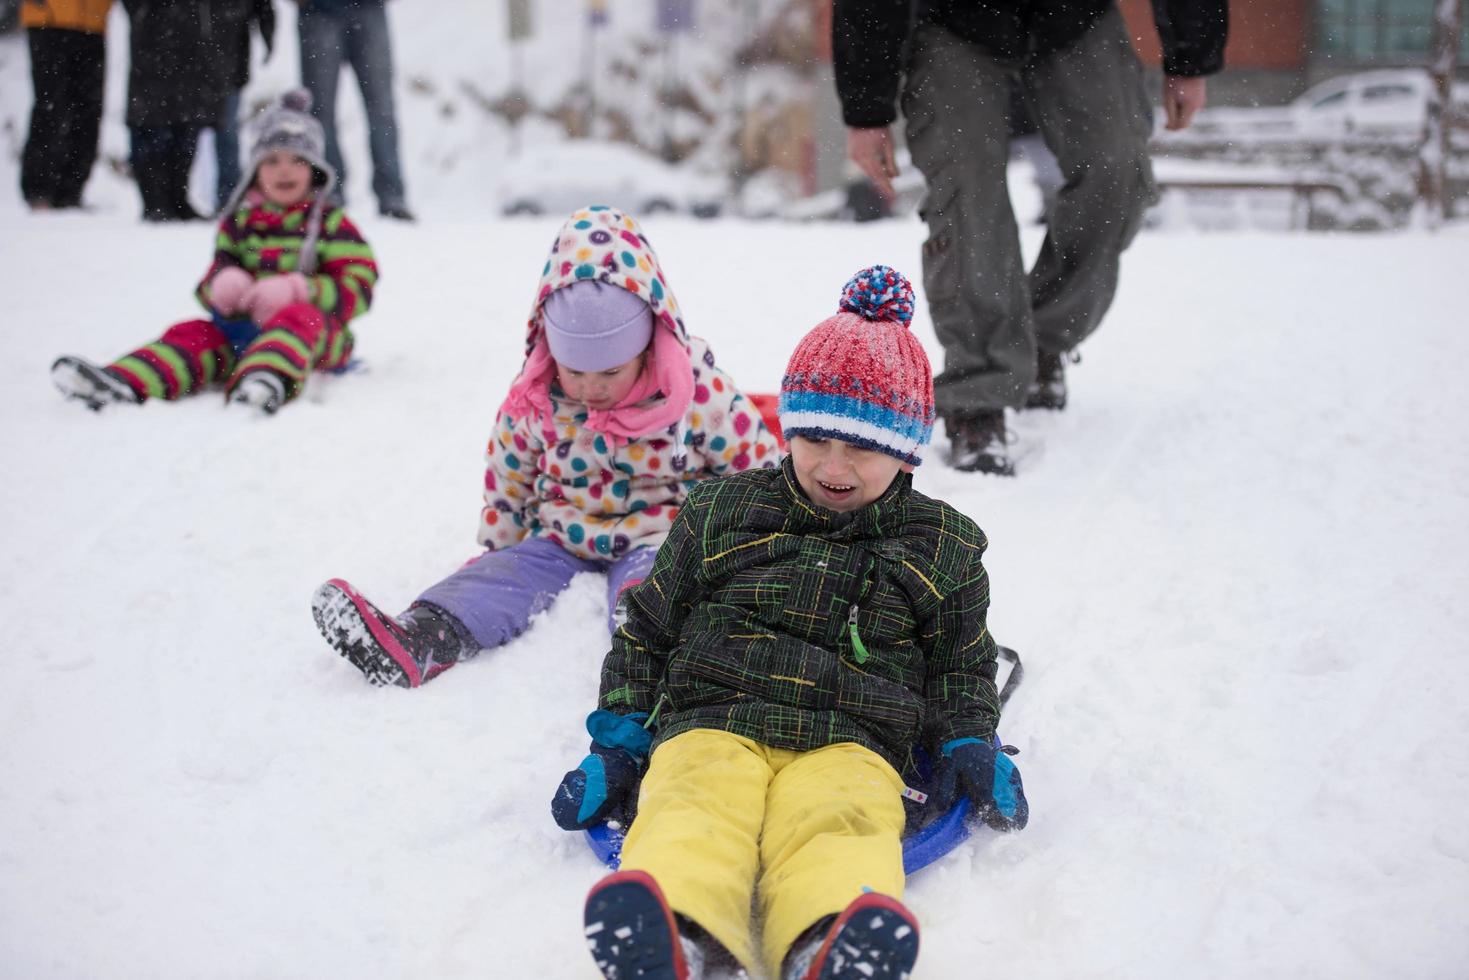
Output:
[919, 544, 1001, 752]
[1151, 0, 1228, 77]
[598, 496, 707, 717]
[831, 0, 913, 128]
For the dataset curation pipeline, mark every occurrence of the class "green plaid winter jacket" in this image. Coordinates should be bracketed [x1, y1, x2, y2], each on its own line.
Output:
[599, 456, 1001, 772]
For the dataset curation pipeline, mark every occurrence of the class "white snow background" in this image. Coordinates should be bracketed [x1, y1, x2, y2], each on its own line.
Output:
[3, 4, 1468, 978]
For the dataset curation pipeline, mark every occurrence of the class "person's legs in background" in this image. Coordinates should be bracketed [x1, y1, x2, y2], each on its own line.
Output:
[298, 4, 347, 205]
[20, 27, 103, 209]
[165, 124, 204, 220]
[214, 89, 243, 211]
[902, 23, 1027, 474]
[130, 125, 173, 221]
[1024, 6, 1157, 366]
[343, 2, 411, 218]
[51, 28, 105, 208]
[131, 125, 205, 222]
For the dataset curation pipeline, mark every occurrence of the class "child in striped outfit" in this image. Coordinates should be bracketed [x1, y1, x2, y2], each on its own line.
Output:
[310, 206, 781, 689]
[51, 90, 378, 415]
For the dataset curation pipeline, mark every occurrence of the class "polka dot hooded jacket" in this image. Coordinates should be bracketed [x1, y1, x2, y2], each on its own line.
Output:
[479, 207, 780, 561]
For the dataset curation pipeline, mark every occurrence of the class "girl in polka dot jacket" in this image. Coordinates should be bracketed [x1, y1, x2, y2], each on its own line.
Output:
[311, 206, 781, 688]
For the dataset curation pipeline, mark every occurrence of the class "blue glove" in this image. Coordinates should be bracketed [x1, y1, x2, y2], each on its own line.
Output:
[551, 710, 652, 831]
[933, 737, 1029, 832]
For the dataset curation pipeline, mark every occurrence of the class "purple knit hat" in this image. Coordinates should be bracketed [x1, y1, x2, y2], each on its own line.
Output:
[541, 280, 655, 371]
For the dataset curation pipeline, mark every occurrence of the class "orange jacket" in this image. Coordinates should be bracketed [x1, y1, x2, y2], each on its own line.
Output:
[20, 0, 114, 34]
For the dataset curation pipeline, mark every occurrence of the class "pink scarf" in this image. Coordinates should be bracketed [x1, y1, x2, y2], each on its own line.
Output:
[500, 322, 693, 447]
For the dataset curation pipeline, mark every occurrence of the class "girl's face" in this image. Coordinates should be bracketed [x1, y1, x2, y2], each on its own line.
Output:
[788, 435, 909, 512]
[556, 352, 646, 411]
[255, 150, 314, 207]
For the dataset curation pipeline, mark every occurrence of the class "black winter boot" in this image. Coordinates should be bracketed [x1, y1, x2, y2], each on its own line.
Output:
[782, 892, 920, 980]
[585, 870, 698, 980]
[51, 356, 143, 410]
[311, 579, 478, 688]
[945, 410, 1014, 476]
[1024, 349, 1070, 410]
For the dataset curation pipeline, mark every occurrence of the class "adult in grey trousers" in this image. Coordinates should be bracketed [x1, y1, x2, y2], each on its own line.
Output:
[833, 1, 1227, 475]
[296, 0, 413, 219]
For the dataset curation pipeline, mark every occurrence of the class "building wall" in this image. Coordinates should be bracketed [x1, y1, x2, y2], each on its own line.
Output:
[1118, 0, 1312, 71]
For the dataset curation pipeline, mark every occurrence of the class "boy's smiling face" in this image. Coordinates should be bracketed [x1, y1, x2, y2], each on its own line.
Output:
[789, 435, 910, 512]
[255, 150, 315, 207]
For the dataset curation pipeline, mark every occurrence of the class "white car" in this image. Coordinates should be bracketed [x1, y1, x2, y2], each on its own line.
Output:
[1168, 69, 1469, 141]
[498, 141, 728, 219]
[1290, 69, 1469, 136]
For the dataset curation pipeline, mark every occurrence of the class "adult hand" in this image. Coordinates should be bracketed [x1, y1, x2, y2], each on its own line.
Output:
[933, 737, 1029, 832]
[847, 126, 900, 200]
[1162, 75, 1208, 131]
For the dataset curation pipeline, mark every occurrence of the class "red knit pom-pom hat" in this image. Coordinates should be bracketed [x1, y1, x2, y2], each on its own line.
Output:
[777, 266, 935, 466]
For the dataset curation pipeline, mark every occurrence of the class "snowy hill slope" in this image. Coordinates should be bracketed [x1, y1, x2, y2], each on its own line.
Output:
[1, 209, 1466, 978]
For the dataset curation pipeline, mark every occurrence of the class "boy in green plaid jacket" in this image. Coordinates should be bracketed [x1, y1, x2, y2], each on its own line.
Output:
[553, 267, 1028, 980]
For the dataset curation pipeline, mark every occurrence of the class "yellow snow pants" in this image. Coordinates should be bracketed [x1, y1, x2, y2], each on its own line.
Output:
[617, 729, 907, 978]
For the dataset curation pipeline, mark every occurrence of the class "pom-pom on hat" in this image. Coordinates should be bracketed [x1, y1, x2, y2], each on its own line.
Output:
[777, 265, 935, 466]
[542, 280, 655, 372]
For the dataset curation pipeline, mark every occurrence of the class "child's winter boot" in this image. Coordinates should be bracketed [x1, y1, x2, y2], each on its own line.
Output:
[51, 356, 142, 410]
[782, 892, 920, 980]
[311, 579, 477, 688]
[228, 371, 287, 414]
[585, 870, 713, 980]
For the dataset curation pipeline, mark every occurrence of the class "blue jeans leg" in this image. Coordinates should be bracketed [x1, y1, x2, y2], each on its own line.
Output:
[215, 89, 242, 210]
[343, 3, 407, 209]
[417, 538, 599, 650]
[605, 547, 657, 634]
[298, 7, 347, 202]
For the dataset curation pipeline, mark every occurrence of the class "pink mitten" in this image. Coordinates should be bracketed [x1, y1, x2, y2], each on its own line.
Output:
[208, 266, 254, 316]
[243, 273, 311, 326]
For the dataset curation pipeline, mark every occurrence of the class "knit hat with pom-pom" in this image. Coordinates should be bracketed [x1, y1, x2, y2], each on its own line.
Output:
[777, 265, 935, 466]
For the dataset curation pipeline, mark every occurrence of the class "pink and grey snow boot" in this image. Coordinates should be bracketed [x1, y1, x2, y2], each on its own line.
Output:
[783, 892, 920, 980]
[310, 579, 476, 688]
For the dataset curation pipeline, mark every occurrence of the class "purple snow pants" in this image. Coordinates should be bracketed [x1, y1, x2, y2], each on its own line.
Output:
[416, 537, 657, 650]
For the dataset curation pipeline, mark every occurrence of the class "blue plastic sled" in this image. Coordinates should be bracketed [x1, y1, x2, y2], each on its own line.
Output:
[584, 647, 1023, 876]
[585, 795, 971, 875]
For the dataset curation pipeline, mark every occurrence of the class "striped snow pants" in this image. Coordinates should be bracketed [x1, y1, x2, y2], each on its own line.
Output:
[107, 301, 354, 404]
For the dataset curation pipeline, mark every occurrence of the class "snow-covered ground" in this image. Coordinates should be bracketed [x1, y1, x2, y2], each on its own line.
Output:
[4, 7, 1469, 979]
[3, 208, 1467, 978]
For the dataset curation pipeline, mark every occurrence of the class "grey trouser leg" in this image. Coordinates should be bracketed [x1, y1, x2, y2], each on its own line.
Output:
[903, 24, 1028, 413]
[903, 8, 1155, 413]
[1023, 6, 1156, 354]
